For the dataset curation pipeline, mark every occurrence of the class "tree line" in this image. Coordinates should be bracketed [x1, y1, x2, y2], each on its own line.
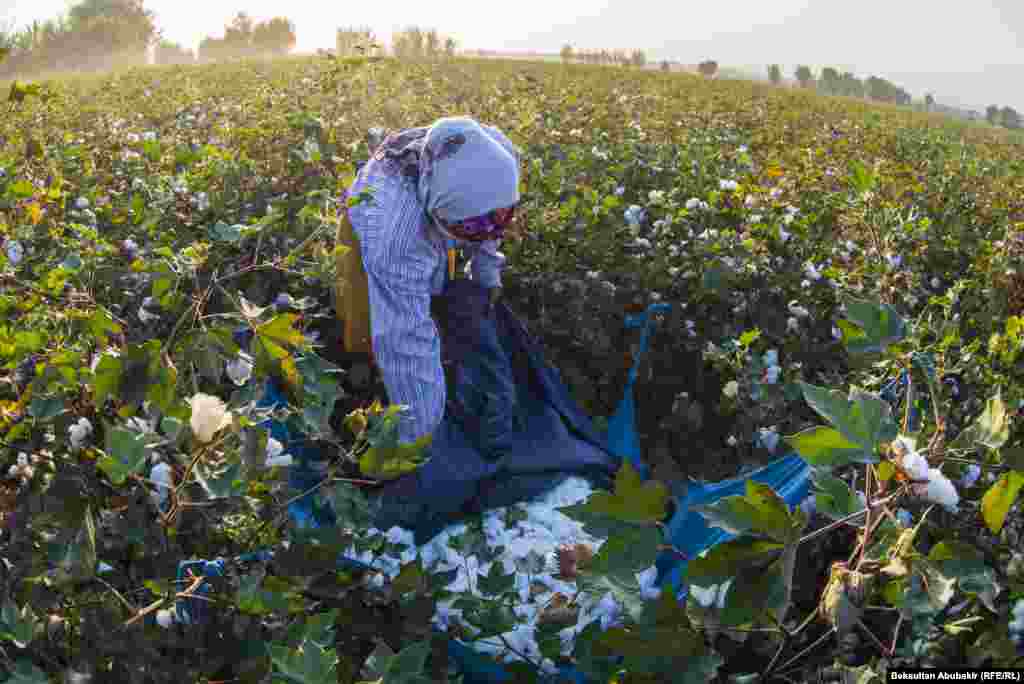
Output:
[559, 45, 648, 68]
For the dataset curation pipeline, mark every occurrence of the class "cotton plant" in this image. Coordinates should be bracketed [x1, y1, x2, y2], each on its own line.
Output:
[340, 476, 671, 672]
[892, 436, 960, 512]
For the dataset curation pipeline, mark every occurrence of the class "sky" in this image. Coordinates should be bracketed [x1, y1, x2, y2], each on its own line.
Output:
[3, 0, 1022, 111]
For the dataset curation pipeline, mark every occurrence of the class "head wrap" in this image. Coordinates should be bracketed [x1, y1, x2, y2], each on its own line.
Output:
[372, 117, 521, 241]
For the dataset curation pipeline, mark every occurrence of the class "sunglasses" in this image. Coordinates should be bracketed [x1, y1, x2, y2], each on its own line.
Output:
[433, 206, 518, 241]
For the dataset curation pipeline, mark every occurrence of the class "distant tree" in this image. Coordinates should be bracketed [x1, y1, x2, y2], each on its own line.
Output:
[336, 27, 374, 56]
[154, 39, 193, 65]
[252, 17, 295, 56]
[444, 36, 456, 58]
[839, 71, 863, 98]
[697, 59, 717, 78]
[767, 63, 782, 85]
[424, 28, 440, 58]
[630, 49, 646, 68]
[924, 93, 935, 111]
[818, 66, 840, 94]
[1001, 106, 1021, 130]
[794, 65, 814, 88]
[560, 43, 573, 63]
[660, 59, 670, 72]
[986, 105, 1001, 126]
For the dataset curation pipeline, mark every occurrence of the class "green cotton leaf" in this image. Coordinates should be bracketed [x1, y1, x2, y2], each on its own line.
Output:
[61, 253, 83, 271]
[359, 431, 433, 481]
[848, 160, 877, 195]
[684, 536, 785, 587]
[981, 471, 1024, 535]
[0, 599, 39, 648]
[161, 416, 185, 445]
[718, 554, 788, 627]
[27, 395, 65, 421]
[797, 383, 897, 463]
[0, 659, 50, 684]
[237, 572, 292, 615]
[98, 426, 149, 485]
[580, 522, 663, 585]
[257, 313, 307, 348]
[693, 480, 800, 543]
[299, 610, 339, 648]
[928, 541, 998, 612]
[953, 392, 1009, 451]
[784, 426, 863, 468]
[359, 640, 432, 684]
[267, 639, 339, 684]
[839, 296, 906, 354]
[391, 559, 426, 596]
[143, 140, 161, 163]
[194, 460, 243, 499]
[5, 180, 34, 200]
[477, 560, 516, 597]
[454, 597, 518, 640]
[327, 482, 375, 529]
[813, 474, 865, 521]
[90, 354, 123, 406]
[579, 570, 649, 623]
[87, 308, 122, 343]
[560, 460, 669, 524]
[209, 221, 242, 243]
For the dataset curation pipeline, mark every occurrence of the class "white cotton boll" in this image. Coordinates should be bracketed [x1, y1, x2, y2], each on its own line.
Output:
[188, 393, 232, 443]
[960, 464, 981, 489]
[758, 428, 780, 453]
[788, 301, 810, 318]
[786, 317, 800, 334]
[722, 381, 739, 398]
[225, 352, 254, 386]
[150, 461, 173, 509]
[636, 565, 662, 600]
[719, 179, 738, 191]
[156, 609, 175, 629]
[689, 584, 719, 608]
[901, 449, 930, 482]
[918, 469, 959, 512]
[385, 526, 415, 547]
[69, 417, 93, 450]
[798, 495, 816, 518]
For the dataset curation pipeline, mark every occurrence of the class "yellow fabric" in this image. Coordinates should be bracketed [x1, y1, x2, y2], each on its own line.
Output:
[448, 248, 456, 281]
[334, 209, 373, 355]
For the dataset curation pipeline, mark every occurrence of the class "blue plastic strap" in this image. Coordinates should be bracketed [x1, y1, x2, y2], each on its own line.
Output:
[624, 303, 671, 385]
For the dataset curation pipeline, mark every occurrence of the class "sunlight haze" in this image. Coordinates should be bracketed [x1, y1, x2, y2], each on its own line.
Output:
[3, 0, 1022, 111]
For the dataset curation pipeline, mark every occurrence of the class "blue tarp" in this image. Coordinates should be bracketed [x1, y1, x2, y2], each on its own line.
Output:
[176, 277, 812, 683]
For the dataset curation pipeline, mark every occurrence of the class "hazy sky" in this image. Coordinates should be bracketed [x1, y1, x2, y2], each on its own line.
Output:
[4, 0, 1022, 111]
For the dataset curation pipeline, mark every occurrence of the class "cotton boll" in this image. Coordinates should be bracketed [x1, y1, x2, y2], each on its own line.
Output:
[68, 417, 93, 450]
[918, 468, 959, 512]
[150, 462, 173, 509]
[901, 449, 930, 482]
[960, 464, 981, 489]
[156, 609, 175, 629]
[637, 566, 662, 600]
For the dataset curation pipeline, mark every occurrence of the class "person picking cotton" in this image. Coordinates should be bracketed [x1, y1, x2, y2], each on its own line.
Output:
[343, 117, 522, 446]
